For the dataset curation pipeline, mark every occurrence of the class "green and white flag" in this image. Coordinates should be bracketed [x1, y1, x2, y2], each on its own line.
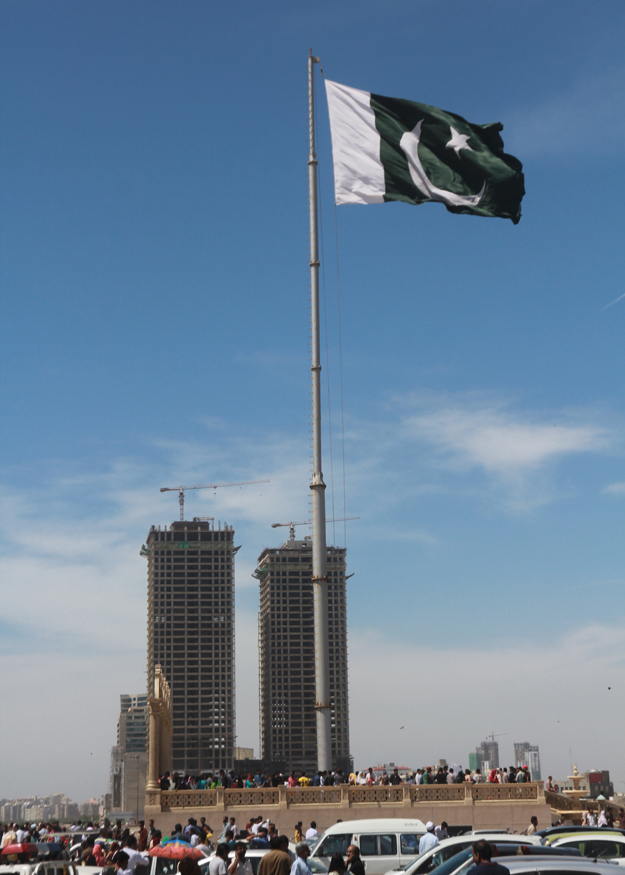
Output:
[325, 79, 525, 223]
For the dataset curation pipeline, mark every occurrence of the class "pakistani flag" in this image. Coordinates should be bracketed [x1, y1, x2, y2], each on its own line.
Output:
[325, 79, 525, 223]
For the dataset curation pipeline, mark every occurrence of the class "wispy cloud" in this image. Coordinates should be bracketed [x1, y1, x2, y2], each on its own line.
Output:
[0, 391, 621, 798]
[390, 392, 613, 511]
[506, 64, 625, 158]
[230, 611, 625, 794]
[603, 481, 625, 495]
[600, 292, 625, 312]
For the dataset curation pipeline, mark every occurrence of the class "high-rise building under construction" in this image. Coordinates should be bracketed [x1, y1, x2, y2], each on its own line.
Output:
[256, 537, 350, 774]
[146, 519, 236, 773]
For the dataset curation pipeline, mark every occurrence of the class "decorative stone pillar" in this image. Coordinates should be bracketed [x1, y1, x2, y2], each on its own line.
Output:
[146, 700, 160, 792]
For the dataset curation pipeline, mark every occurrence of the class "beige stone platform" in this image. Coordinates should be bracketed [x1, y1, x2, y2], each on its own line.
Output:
[146, 782, 550, 835]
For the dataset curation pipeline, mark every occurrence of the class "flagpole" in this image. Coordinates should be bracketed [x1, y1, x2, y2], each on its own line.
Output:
[308, 50, 331, 773]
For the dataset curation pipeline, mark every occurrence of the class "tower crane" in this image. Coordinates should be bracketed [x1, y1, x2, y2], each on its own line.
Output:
[488, 731, 508, 744]
[160, 479, 269, 521]
[271, 516, 359, 541]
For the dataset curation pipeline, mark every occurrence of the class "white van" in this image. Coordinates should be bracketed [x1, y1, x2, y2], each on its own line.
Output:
[309, 819, 427, 875]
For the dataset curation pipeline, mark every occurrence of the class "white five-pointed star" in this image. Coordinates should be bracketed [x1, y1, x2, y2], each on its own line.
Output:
[446, 126, 473, 157]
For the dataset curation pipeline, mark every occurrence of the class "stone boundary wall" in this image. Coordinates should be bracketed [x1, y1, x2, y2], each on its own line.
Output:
[145, 782, 549, 835]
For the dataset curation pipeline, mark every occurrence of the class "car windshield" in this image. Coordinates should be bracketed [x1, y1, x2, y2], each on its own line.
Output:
[154, 859, 181, 875]
[427, 849, 474, 875]
[316, 835, 352, 858]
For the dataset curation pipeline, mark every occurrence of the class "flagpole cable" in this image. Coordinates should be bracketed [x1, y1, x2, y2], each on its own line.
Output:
[334, 202, 348, 549]
[315, 80, 337, 549]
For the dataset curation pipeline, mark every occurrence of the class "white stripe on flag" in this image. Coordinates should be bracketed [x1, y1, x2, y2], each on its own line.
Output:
[325, 79, 385, 205]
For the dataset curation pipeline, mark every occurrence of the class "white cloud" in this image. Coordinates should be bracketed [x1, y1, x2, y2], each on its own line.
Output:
[393, 392, 613, 511]
[603, 481, 625, 495]
[346, 621, 625, 783]
[0, 393, 621, 799]
[232, 611, 625, 790]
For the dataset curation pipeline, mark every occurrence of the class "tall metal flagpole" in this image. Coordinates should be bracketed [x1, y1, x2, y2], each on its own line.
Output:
[308, 51, 331, 772]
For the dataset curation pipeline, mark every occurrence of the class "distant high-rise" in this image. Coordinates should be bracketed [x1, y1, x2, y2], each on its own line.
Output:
[257, 537, 350, 774]
[514, 742, 541, 779]
[146, 519, 236, 773]
[110, 693, 148, 818]
[117, 694, 148, 752]
[471, 738, 500, 770]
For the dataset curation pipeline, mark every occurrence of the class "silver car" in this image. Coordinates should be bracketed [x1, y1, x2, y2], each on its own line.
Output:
[384, 833, 543, 875]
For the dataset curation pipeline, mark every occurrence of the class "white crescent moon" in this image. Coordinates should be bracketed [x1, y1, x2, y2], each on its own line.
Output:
[399, 120, 485, 208]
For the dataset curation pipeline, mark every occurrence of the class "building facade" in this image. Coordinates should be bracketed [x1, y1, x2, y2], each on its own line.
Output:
[146, 519, 236, 773]
[257, 537, 350, 775]
[514, 742, 541, 780]
[118, 694, 148, 751]
[471, 739, 500, 771]
[109, 694, 149, 819]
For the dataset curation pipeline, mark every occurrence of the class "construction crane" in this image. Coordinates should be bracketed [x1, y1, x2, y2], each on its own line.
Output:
[488, 731, 508, 743]
[160, 479, 269, 521]
[271, 516, 360, 541]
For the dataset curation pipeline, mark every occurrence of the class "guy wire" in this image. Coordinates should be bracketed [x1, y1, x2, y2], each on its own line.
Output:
[334, 202, 348, 549]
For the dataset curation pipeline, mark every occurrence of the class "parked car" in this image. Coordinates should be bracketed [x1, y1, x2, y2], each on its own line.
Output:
[199, 848, 328, 875]
[0, 842, 78, 875]
[383, 832, 544, 875]
[450, 853, 621, 875]
[393, 844, 583, 875]
[541, 828, 625, 846]
[309, 818, 427, 875]
[550, 834, 625, 865]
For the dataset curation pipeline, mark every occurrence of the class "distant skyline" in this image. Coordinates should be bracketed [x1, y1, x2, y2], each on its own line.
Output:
[1, 0, 624, 802]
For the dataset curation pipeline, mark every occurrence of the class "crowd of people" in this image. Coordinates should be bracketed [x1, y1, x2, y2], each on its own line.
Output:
[158, 763, 538, 791]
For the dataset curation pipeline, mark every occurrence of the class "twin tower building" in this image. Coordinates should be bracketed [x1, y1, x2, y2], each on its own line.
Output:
[146, 518, 351, 777]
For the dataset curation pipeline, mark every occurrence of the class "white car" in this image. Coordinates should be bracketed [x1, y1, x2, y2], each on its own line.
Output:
[198, 849, 328, 875]
[451, 853, 620, 875]
[550, 833, 625, 865]
[310, 818, 427, 875]
[383, 832, 543, 875]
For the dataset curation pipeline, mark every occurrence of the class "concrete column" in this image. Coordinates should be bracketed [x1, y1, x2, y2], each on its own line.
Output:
[278, 786, 288, 810]
[341, 785, 350, 809]
[146, 701, 160, 792]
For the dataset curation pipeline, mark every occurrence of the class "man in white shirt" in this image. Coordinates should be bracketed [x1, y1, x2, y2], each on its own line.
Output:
[210, 844, 229, 875]
[418, 823, 439, 855]
[123, 836, 148, 872]
[228, 843, 253, 875]
[435, 822, 449, 841]
[291, 842, 312, 875]
[305, 822, 318, 840]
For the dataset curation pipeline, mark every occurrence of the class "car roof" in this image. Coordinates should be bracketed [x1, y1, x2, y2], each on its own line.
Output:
[553, 833, 625, 842]
[536, 823, 625, 838]
[492, 859, 619, 869]
[452, 856, 619, 875]
[438, 835, 542, 847]
[319, 819, 427, 833]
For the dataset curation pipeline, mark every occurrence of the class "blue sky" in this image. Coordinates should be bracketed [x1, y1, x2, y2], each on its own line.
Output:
[1, 0, 624, 802]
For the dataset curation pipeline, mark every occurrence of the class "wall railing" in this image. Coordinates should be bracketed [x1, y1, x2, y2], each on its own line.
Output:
[155, 782, 544, 810]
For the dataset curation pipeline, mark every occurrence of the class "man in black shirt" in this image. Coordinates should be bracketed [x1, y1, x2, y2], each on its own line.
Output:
[466, 841, 510, 875]
[389, 768, 402, 786]
[346, 846, 365, 875]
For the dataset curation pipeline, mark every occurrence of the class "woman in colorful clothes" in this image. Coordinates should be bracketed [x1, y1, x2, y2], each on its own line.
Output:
[489, 769, 498, 783]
